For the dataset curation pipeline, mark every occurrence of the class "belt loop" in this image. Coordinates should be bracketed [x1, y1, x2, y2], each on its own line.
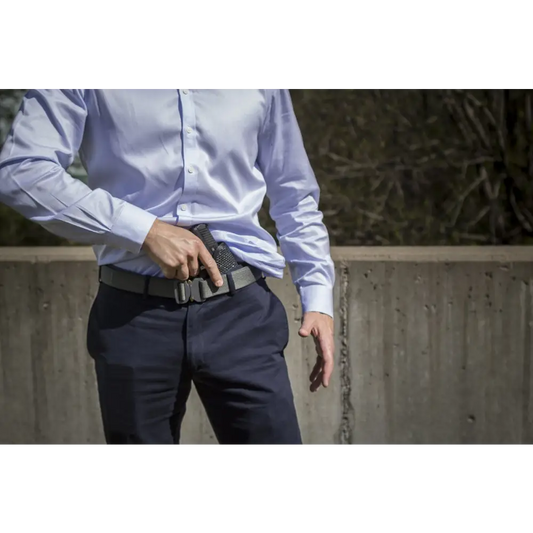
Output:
[226, 271, 236, 295]
[142, 275, 150, 299]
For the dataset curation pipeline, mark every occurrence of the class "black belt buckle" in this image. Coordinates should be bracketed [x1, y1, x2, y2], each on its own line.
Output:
[173, 278, 206, 304]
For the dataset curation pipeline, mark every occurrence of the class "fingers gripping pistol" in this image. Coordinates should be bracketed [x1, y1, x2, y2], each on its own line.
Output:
[189, 223, 241, 274]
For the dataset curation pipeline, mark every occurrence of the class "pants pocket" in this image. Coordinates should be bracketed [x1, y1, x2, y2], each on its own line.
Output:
[273, 293, 290, 352]
[260, 280, 290, 353]
[86, 289, 100, 359]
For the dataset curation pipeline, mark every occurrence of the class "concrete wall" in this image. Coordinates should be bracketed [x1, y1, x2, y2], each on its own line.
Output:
[0, 246, 532, 444]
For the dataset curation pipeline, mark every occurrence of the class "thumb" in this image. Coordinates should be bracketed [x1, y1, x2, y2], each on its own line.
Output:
[299, 316, 313, 337]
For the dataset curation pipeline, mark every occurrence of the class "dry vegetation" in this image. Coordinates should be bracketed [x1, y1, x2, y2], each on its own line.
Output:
[1, 89, 532, 246]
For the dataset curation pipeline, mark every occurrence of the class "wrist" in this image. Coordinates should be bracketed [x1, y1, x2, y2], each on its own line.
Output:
[141, 218, 162, 251]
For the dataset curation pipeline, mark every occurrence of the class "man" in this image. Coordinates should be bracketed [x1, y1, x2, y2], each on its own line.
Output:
[0, 89, 335, 444]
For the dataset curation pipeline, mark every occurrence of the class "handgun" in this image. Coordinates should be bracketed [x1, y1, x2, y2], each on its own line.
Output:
[190, 223, 240, 274]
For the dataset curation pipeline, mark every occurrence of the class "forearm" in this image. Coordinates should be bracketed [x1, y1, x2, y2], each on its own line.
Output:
[0, 157, 156, 253]
[273, 195, 335, 318]
[256, 89, 335, 317]
[0, 89, 156, 253]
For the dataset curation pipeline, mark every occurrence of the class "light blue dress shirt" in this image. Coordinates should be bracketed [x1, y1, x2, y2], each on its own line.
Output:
[0, 89, 335, 317]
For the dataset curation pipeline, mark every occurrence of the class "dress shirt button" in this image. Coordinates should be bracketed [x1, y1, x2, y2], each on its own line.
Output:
[186, 127, 193, 134]
[180, 205, 187, 211]
[182, 89, 189, 95]
[187, 166, 194, 174]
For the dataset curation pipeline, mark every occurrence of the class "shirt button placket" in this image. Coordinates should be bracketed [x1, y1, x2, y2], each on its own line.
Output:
[179, 89, 197, 222]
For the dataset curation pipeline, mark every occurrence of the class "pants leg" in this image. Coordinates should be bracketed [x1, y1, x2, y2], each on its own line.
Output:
[86, 283, 192, 444]
[191, 277, 302, 444]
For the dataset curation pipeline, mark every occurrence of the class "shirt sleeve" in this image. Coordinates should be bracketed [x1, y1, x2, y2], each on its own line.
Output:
[256, 89, 335, 318]
[0, 89, 157, 253]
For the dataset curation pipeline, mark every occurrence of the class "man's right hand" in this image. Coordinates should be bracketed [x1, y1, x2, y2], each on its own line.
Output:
[142, 219, 224, 286]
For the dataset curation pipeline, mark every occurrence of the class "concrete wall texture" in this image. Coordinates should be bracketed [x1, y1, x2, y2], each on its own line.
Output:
[0, 246, 532, 444]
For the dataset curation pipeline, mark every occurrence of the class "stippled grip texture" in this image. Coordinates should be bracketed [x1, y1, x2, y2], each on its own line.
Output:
[190, 223, 241, 274]
[213, 243, 240, 274]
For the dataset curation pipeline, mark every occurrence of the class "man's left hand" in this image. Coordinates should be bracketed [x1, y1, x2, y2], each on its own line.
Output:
[298, 312, 335, 392]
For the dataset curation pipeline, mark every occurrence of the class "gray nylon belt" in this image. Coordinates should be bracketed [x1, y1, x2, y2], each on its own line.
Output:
[99, 263, 264, 304]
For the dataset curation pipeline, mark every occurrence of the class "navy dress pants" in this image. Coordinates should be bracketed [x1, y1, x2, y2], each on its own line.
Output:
[86, 272, 302, 444]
